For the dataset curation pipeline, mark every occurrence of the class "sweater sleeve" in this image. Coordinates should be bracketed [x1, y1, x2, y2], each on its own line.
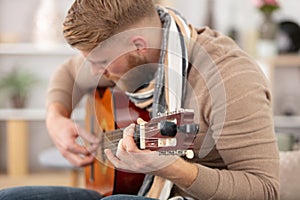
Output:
[184, 53, 279, 199]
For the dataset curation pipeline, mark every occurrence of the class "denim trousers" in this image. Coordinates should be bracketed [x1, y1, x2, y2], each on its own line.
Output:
[0, 186, 158, 200]
[102, 194, 157, 200]
[0, 186, 102, 200]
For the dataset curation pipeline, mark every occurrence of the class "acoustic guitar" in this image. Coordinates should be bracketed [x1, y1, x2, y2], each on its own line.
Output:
[84, 87, 198, 196]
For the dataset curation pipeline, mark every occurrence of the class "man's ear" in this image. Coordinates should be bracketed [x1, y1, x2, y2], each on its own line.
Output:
[131, 36, 147, 54]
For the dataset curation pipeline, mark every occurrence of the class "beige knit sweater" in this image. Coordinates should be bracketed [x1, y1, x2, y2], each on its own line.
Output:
[47, 27, 279, 199]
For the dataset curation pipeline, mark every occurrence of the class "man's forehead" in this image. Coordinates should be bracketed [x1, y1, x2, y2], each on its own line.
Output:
[87, 45, 113, 61]
[87, 42, 131, 62]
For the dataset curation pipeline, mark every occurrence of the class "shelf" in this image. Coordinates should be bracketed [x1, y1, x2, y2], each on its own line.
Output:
[0, 43, 77, 56]
[0, 108, 46, 121]
[0, 108, 85, 121]
[274, 115, 300, 129]
[269, 54, 300, 68]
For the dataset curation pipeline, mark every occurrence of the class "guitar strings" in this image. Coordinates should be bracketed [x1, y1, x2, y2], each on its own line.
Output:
[99, 135, 178, 153]
[101, 127, 162, 142]
[90, 130, 164, 158]
[92, 120, 192, 152]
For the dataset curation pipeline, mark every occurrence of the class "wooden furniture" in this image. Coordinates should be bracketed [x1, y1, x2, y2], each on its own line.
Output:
[0, 109, 45, 177]
[7, 119, 28, 176]
[267, 54, 300, 151]
[0, 108, 85, 187]
[269, 54, 300, 113]
[268, 54, 300, 93]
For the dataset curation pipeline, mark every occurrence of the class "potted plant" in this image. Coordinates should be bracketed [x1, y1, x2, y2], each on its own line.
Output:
[0, 68, 39, 108]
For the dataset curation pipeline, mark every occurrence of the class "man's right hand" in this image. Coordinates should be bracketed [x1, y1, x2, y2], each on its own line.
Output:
[46, 103, 100, 167]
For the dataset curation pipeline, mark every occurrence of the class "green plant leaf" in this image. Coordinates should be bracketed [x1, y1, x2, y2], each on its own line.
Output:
[0, 69, 39, 98]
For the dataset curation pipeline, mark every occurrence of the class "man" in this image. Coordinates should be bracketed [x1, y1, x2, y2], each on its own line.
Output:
[0, 0, 279, 199]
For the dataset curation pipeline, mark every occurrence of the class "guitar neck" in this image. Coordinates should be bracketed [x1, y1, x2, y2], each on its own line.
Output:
[99, 109, 199, 159]
[101, 129, 123, 154]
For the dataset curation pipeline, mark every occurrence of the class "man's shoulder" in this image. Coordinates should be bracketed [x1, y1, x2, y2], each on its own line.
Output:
[67, 54, 85, 66]
[192, 27, 259, 73]
[194, 26, 242, 59]
[188, 27, 268, 93]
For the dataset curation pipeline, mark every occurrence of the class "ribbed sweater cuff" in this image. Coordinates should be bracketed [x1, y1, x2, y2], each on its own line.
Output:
[185, 164, 220, 199]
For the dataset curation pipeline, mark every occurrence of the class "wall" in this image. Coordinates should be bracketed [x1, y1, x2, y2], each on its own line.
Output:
[1, 0, 300, 55]
[0, 0, 73, 43]
[164, 0, 300, 55]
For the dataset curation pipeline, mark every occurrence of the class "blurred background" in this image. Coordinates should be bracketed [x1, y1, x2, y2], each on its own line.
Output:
[1, 0, 300, 198]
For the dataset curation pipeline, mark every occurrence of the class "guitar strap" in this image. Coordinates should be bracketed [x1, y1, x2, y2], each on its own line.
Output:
[152, 6, 191, 116]
[137, 6, 197, 199]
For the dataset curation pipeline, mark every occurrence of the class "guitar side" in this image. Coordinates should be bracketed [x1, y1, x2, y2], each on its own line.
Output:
[84, 88, 147, 196]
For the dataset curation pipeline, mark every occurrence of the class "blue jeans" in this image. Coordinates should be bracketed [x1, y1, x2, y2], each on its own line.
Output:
[101, 195, 157, 200]
[0, 186, 102, 200]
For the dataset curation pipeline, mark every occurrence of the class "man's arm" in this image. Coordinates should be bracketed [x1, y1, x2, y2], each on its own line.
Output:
[180, 56, 280, 199]
[46, 102, 97, 166]
[46, 54, 114, 167]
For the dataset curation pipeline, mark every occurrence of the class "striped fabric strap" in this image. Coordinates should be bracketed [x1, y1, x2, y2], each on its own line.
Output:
[137, 6, 193, 200]
[125, 7, 191, 115]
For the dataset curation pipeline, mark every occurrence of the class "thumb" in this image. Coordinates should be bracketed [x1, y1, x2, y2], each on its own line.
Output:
[137, 118, 147, 125]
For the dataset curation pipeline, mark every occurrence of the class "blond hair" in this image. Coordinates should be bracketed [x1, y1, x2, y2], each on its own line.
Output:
[63, 0, 157, 51]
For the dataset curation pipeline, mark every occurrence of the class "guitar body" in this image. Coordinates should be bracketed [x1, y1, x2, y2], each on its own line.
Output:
[84, 88, 149, 196]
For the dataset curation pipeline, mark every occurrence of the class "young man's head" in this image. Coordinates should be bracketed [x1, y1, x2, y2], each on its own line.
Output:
[63, 0, 157, 51]
[64, 0, 163, 92]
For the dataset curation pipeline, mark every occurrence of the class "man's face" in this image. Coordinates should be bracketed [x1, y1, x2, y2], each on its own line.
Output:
[82, 48, 155, 92]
